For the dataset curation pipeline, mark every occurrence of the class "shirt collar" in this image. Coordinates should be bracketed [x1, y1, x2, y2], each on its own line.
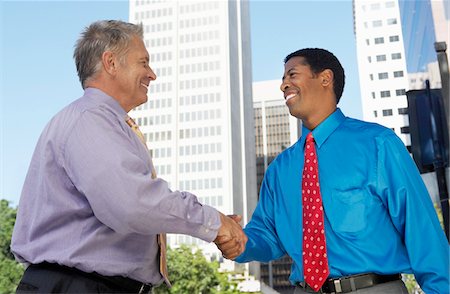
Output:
[301, 108, 346, 149]
[84, 87, 128, 120]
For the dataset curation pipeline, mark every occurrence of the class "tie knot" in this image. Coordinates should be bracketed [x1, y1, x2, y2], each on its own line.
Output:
[306, 132, 315, 143]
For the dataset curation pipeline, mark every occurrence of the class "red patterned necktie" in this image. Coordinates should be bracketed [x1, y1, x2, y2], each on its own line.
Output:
[302, 132, 329, 291]
[126, 116, 171, 287]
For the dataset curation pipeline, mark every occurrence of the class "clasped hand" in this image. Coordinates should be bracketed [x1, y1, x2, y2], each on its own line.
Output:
[214, 213, 247, 260]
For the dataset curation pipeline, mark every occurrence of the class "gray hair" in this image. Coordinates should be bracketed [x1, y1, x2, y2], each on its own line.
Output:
[73, 20, 144, 89]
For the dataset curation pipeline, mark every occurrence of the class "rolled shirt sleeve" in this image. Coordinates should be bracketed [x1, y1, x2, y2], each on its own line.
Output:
[235, 167, 286, 263]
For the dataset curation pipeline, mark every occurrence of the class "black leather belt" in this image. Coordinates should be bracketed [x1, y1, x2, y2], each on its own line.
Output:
[297, 273, 401, 293]
[32, 262, 153, 294]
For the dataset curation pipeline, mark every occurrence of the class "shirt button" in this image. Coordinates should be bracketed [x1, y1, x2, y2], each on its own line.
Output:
[205, 229, 210, 233]
[187, 214, 191, 219]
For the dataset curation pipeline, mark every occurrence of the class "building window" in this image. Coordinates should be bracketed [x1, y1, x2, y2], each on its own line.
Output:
[382, 109, 393, 116]
[374, 110, 378, 117]
[378, 72, 389, 79]
[398, 107, 408, 115]
[372, 92, 376, 99]
[380, 90, 391, 98]
[370, 74, 374, 80]
[368, 56, 372, 63]
[387, 18, 397, 25]
[396, 89, 406, 96]
[386, 1, 395, 8]
[376, 55, 386, 62]
[370, 3, 381, 10]
[389, 35, 399, 42]
[372, 20, 382, 27]
[392, 53, 402, 60]
[394, 71, 404, 77]
[400, 126, 410, 134]
[375, 37, 384, 44]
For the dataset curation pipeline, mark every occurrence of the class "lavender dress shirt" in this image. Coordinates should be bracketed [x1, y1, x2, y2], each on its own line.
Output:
[11, 88, 221, 285]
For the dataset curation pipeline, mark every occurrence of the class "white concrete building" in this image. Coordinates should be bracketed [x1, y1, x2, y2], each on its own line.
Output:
[353, 0, 411, 148]
[128, 0, 257, 271]
[354, 0, 448, 150]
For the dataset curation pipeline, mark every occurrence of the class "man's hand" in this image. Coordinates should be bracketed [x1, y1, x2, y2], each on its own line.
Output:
[214, 213, 247, 260]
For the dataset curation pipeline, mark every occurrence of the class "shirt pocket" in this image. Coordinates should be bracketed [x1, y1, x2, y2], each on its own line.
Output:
[326, 188, 369, 234]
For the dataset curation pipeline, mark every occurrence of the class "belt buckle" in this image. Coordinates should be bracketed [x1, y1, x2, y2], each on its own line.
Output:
[333, 279, 343, 293]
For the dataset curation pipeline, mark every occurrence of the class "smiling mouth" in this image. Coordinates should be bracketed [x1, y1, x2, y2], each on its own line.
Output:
[141, 83, 148, 89]
[285, 93, 297, 102]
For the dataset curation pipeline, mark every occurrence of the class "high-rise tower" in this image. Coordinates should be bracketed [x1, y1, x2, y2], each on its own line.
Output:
[353, 0, 446, 150]
[353, 0, 411, 148]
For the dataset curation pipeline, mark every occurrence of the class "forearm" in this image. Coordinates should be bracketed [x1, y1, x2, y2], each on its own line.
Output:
[235, 227, 284, 263]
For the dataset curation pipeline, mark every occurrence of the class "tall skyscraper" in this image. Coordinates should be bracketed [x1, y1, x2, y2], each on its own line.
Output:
[353, 0, 446, 150]
[253, 80, 300, 293]
[353, 0, 411, 148]
[128, 0, 257, 271]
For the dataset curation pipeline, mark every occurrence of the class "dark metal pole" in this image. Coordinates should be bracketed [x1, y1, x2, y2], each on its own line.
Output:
[435, 166, 450, 241]
[434, 42, 450, 164]
[268, 261, 273, 288]
[434, 42, 450, 242]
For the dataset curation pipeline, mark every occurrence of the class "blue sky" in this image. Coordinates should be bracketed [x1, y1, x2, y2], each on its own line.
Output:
[1, 0, 361, 205]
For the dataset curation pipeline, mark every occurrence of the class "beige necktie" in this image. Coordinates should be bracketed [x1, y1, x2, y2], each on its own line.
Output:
[126, 116, 171, 287]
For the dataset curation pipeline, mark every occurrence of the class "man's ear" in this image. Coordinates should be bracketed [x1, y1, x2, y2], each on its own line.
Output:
[320, 69, 334, 87]
[102, 51, 117, 75]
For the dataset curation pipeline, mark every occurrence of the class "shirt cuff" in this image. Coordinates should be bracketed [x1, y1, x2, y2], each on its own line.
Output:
[195, 205, 221, 242]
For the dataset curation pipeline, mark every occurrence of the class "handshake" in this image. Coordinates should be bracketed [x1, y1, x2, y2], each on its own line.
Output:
[214, 213, 248, 260]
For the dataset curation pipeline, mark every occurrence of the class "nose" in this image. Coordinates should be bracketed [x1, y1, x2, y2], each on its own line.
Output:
[280, 80, 289, 92]
[148, 66, 157, 81]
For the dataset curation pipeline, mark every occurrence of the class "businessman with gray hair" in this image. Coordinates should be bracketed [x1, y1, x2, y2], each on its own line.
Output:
[12, 20, 246, 293]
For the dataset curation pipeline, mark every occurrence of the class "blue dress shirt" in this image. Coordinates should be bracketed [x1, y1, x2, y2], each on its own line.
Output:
[235, 109, 449, 293]
[11, 88, 221, 285]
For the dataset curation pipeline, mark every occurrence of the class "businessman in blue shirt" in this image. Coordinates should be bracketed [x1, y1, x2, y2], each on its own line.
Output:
[228, 48, 449, 293]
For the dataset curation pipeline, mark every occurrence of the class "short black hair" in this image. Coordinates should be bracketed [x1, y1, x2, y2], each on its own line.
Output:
[284, 48, 345, 103]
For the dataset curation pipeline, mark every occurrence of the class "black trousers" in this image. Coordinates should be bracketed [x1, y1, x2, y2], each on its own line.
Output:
[16, 262, 152, 294]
